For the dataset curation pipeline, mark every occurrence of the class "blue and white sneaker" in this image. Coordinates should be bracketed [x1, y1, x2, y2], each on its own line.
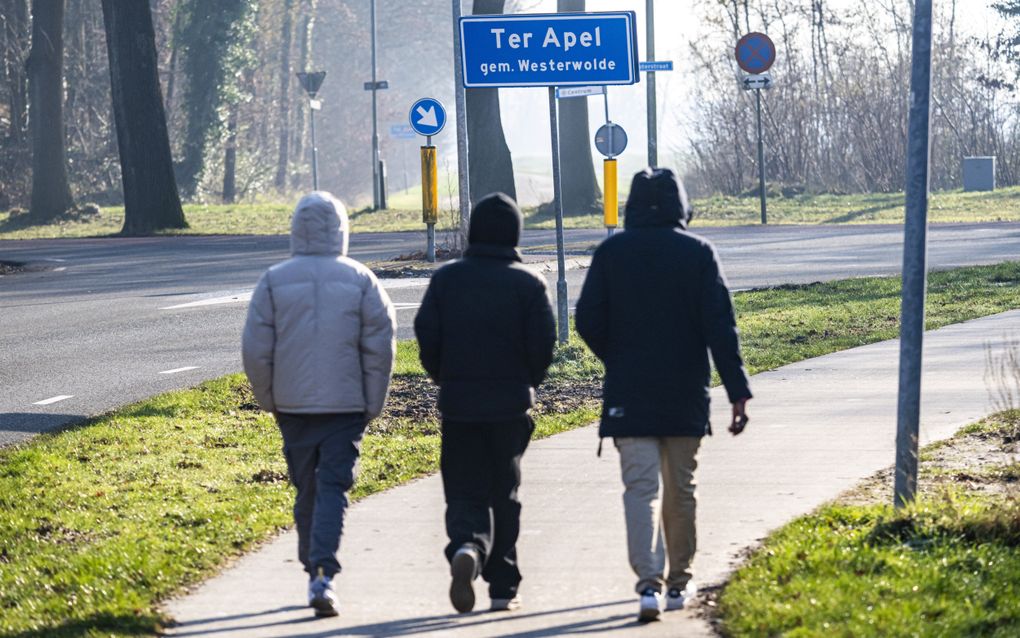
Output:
[308, 567, 339, 617]
[666, 581, 697, 611]
[638, 588, 662, 622]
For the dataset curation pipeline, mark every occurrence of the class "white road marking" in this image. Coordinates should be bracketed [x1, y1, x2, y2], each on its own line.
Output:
[380, 279, 430, 289]
[161, 292, 252, 310]
[33, 395, 73, 406]
[160, 366, 201, 375]
[393, 303, 421, 310]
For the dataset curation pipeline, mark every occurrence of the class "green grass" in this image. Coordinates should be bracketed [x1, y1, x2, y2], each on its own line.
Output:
[2, 187, 1018, 239]
[718, 411, 1020, 638]
[0, 263, 1018, 636]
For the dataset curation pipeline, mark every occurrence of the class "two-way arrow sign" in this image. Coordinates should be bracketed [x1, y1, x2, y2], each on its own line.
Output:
[741, 73, 774, 90]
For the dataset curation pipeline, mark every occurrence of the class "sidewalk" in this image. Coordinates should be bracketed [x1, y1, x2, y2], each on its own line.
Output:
[164, 310, 1019, 637]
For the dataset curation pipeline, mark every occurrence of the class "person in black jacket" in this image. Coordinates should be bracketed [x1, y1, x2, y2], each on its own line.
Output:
[414, 192, 556, 614]
[576, 168, 752, 623]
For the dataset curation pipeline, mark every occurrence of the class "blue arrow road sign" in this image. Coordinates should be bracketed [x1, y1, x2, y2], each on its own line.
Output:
[409, 98, 447, 137]
[459, 12, 638, 88]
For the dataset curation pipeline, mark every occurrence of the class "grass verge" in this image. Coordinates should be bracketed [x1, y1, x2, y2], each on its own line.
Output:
[0, 262, 1017, 636]
[717, 410, 1020, 638]
[2, 187, 1018, 239]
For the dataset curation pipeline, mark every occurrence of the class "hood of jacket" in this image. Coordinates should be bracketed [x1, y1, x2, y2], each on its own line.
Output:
[469, 192, 522, 248]
[290, 191, 349, 256]
[624, 168, 692, 230]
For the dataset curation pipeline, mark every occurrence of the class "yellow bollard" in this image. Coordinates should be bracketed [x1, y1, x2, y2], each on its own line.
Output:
[421, 146, 438, 224]
[421, 145, 438, 262]
[604, 158, 618, 231]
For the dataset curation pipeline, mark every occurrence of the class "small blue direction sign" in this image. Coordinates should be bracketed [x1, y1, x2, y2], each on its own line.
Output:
[460, 12, 638, 88]
[638, 60, 673, 72]
[735, 32, 776, 74]
[409, 98, 447, 137]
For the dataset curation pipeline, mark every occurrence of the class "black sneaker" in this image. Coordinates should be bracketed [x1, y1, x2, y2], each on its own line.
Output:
[449, 545, 479, 613]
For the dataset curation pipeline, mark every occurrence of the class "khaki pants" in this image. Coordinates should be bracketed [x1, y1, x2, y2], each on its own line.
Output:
[615, 436, 700, 594]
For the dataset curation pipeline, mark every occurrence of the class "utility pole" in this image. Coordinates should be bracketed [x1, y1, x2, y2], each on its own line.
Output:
[370, 0, 380, 210]
[894, 0, 933, 509]
[453, 0, 471, 250]
[645, 0, 657, 167]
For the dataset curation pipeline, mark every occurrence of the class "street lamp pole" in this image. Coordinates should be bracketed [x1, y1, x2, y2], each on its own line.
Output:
[370, 0, 380, 210]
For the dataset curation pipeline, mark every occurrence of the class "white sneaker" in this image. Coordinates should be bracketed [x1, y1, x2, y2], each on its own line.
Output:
[450, 545, 480, 613]
[638, 588, 662, 622]
[490, 594, 522, 612]
[665, 582, 697, 611]
[308, 568, 339, 617]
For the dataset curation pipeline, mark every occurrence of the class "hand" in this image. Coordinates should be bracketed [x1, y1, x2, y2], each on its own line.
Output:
[729, 398, 749, 436]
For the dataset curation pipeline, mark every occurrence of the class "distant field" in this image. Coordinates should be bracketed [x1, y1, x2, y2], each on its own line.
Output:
[1, 187, 1018, 239]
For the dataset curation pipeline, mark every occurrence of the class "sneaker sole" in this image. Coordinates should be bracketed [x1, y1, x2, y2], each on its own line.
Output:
[638, 605, 661, 623]
[310, 596, 339, 617]
[449, 551, 477, 613]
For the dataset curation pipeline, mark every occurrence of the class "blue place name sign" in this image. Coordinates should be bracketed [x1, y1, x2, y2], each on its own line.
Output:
[460, 12, 638, 88]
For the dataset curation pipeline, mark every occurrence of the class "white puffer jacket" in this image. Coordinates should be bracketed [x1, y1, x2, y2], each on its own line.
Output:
[242, 192, 396, 418]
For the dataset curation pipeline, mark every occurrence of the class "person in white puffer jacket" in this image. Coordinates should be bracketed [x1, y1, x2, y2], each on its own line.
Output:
[242, 191, 396, 618]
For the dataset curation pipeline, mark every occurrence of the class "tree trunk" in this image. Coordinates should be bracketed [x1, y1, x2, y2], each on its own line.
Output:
[274, 0, 294, 192]
[222, 102, 237, 203]
[101, 0, 186, 234]
[467, 0, 516, 203]
[27, 0, 74, 220]
[3, 0, 29, 145]
[556, 0, 601, 215]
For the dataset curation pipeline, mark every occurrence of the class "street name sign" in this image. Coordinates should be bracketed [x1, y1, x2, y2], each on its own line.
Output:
[741, 73, 774, 90]
[389, 124, 416, 140]
[460, 12, 638, 88]
[639, 60, 673, 72]
[364, 80, 389, 91]
[556, 85, 606, 99]
[735, 32, 776, 74]
[409, 97, 447, 137]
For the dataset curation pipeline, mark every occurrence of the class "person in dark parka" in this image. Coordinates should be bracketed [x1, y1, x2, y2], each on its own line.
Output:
[414, 192, 556, 614]
[575, 168, 752, 622]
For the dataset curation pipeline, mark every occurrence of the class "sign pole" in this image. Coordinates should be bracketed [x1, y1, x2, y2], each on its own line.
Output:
[894, 0, 934, 509]
[548, 87, 569, 345]
[646, 0, 657, 167]
[755, 88, 767, 225]
[310, 105, 318, 190]
[452, 1, 471, 251]
[370, 0, 380, 209]
[603, 89, 617, 236]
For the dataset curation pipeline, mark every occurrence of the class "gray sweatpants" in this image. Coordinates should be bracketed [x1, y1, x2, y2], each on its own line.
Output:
[277, 412, 366, 578]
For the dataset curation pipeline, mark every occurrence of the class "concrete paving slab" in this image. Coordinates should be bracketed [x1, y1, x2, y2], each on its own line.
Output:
[164, 310, 1019, 637]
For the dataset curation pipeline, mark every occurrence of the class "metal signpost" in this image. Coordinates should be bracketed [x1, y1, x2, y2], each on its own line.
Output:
[409, 98, 448, 263]
[367, 0, 391, 210]
[644, 0, 657, 166]
[894, 0, 934, 509]
[296, 71, 326, 191]
[594, 123, 627, 235]
[460, 11, 639, 343]
[736, 32, 776, 225]
[452, 1, 471, 251]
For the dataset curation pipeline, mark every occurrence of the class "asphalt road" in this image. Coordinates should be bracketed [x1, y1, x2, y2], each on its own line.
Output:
[2, 223, 1018, 445]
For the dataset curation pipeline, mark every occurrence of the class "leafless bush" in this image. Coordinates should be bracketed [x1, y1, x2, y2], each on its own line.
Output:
[986, 337, 1020, 414]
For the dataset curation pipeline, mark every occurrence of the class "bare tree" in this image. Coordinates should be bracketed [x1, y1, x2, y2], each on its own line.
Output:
[27, 0, 75, 220]
[467, 0, 516, 202]
[101, 0, 186, 234]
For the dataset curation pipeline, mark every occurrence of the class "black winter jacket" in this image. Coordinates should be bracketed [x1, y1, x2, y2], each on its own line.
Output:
[414, 244, 557, 422]
[576, 180, 752, 438]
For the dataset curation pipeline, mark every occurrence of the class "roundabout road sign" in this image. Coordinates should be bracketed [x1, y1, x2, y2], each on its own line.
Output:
[735, 32, 776, 74]
[409, 97, 447, 137]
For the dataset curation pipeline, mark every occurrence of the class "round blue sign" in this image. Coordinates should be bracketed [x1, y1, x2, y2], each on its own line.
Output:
[409, 98, 447, 137]
[735, 32, 776, 74]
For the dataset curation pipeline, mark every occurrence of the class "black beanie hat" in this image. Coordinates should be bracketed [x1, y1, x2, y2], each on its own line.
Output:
[468, 192, 523, 247]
